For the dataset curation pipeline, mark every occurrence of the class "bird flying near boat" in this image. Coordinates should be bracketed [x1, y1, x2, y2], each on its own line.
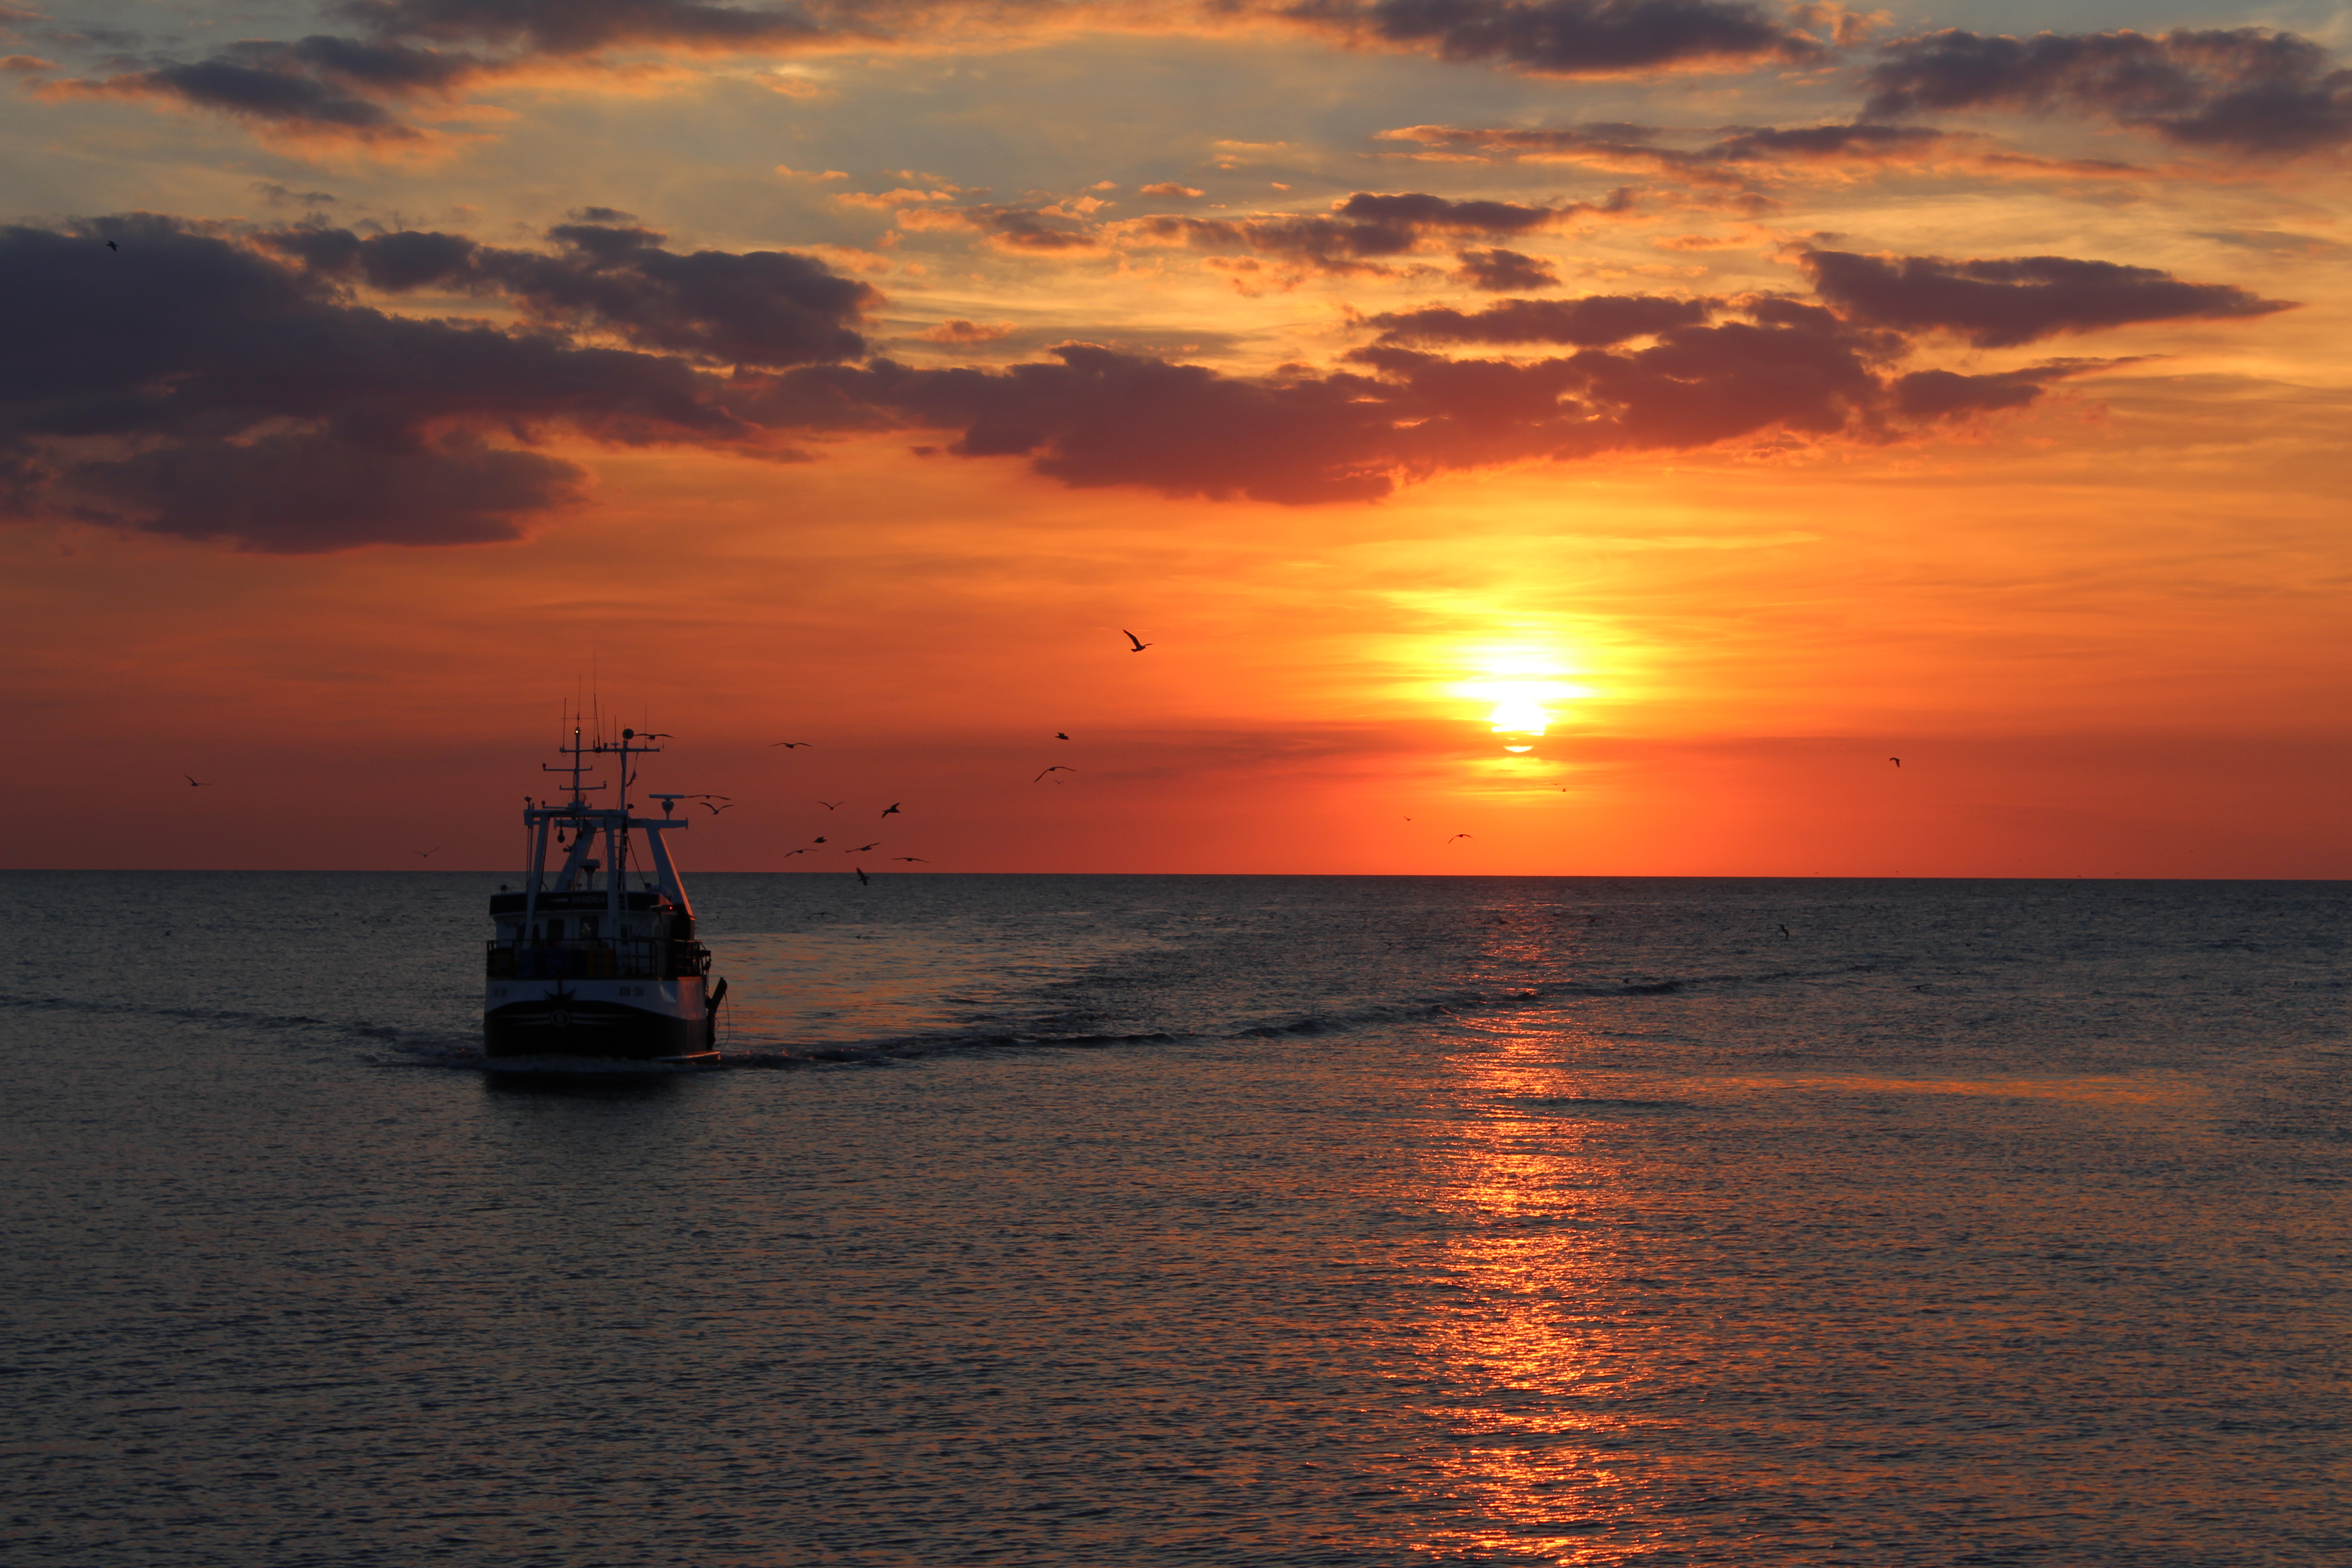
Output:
[1446, 833, 1473, 844]
[1055, 732, 1069, 740]
[770, 740, 815, 748]
[185, 775, 211, 787]
[845, 842, 880, 853]
[853, 866, 870, 886]
[817, 800, 843, 810]
[1035, 766, 1074, 782]
[892, 857, 930, 863]
[105, 240, 117, 251]
[881, 802, 902, 818]
[413, 848, 438, 859]
[1122, 629, 1152, 652]
[1889, 757, 1901, 767]
[782, 848, 813, 857]
[699, 801, 734, 814]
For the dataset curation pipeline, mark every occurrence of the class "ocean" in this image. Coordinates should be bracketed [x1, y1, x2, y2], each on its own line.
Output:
[2, 872, 2345, 1566]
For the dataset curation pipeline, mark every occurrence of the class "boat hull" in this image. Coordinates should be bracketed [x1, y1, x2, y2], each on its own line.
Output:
[485, 980, 710, 1060]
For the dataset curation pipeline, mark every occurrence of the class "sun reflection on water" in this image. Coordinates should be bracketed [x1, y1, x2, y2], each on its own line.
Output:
[1403, 948, 1658, 1562]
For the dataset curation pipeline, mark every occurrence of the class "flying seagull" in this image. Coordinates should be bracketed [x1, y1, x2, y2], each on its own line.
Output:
[769, 740, 814, 749]
[891, 857, 930, 863]
[105, 240, 118, 252]
[1055, 732, 1069, 740]
[1779, 923, 1791, 937]
[699, 801, 734, 814]
[1889, 757, 1901, 767]
[1035, 766, 1075, 782]
[880, 802, 902, 818]
[413, 848, 438, 859]
[812, 836, 828, 844]
[1446, 833, 1473, 845]
[817, 800, 843, 810]
[782, 847, 813, 858]
[184, 775, 211, 788]
[845, 842, 880, 853]
[853, 866, 870, 886]
[1122, 629, 1152, 652]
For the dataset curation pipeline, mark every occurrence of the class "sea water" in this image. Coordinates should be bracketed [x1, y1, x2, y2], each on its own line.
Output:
[1, 873, 2345, 1566]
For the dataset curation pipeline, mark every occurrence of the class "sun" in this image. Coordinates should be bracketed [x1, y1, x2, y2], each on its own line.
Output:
[1453, 648, 1594, 753]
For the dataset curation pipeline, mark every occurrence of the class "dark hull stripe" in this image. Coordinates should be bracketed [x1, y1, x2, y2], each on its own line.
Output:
[485, 1000, 707, 1060]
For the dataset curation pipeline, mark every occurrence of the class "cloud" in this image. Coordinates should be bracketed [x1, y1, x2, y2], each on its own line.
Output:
[769, 302, 2084, 505]
[1280, 0, 1827, 78]
[32, 0, 894, 142]
[1366, 293, 1710, 345]
[1452, 246, 1559, 291]
[39, 34, 482, 145]
[327, 0, 841, 55]
[0, 213, 869, 550]
[1800, 249, 2294, 348]
[1134, 189, 1624, 274]
[1383, 120, 1979, 186]
[255, 218, 880, 367]
[917, 318, 1017, 343]
[1138, 181, 1205, 198]
[1862, 27, 2352, 155]
[5, 211, 2288, 551]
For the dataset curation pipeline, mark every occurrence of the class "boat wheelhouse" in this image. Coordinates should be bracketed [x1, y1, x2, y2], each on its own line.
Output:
[484, 723, 728, 1062]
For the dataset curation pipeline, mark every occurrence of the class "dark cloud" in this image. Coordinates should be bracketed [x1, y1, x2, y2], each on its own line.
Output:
[255, 220, 879, 367]
[1367, 293, 1709, 346]
[44, 34, 480, 140]
[6, 211, 2270, 550]
[1706, 122, 1955, 162]
[769, 301, 2073, 504]
[1863, 27, 2352, 155]
[1138, 190, 1619, 273]
[0, 213, 851, 550]
[1284, 0, 1824, 77]
[1889, 367, 2050, 421]
[1802, 249, 2294, 348]
[38, 1, 881, 139]
[71, 432, 583, 551]
[1452, 247, 1559, 291]
[329, 0, 840, 55]
[1386, 120, 1971, 182]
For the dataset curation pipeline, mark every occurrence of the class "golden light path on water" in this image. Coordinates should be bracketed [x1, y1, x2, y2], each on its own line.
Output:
[1403, 1002, 1654, 1562]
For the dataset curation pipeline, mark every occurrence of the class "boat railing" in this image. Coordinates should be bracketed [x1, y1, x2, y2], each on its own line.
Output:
[485, 939, 708, 980]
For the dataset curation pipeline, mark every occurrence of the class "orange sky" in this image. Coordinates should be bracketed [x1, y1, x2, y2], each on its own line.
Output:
[3, 1, 2346, 874]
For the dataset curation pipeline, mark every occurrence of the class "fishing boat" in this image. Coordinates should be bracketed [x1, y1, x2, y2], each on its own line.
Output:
[484, 721, 729, 1063]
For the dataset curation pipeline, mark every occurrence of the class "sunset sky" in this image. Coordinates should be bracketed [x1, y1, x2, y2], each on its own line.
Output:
[3, 0, 2346, 874]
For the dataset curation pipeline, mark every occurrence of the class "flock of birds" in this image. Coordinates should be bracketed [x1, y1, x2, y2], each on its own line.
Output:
[177, 625, 1918, 868]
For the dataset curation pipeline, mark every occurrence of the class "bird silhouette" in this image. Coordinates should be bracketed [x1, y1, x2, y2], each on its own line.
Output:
[782, 848, 814, 858]
[853, 866, 870, 886]
[1055, 732, 1069, 740]
[892, 856, 929, 863]
[812, 835, 828, 844]
[413, 848, 438, 859]
[845, 841, 880, 853]
[699, 801, 734, 814]
[1889, 757, 1901, 767]
[1446, 833, 1473, 844]
[770, 740, 815, 749]
[1035, 766, 1074, 782]
[1122, 629, 1152, 652]
[817, 800, 843, 810]
[184, 775, 211, 788]
[880, 802, 901, 818]
[1779, 923, 1791, 937]
[105, 240, 118, 252]
[637, 731, 673, 740]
